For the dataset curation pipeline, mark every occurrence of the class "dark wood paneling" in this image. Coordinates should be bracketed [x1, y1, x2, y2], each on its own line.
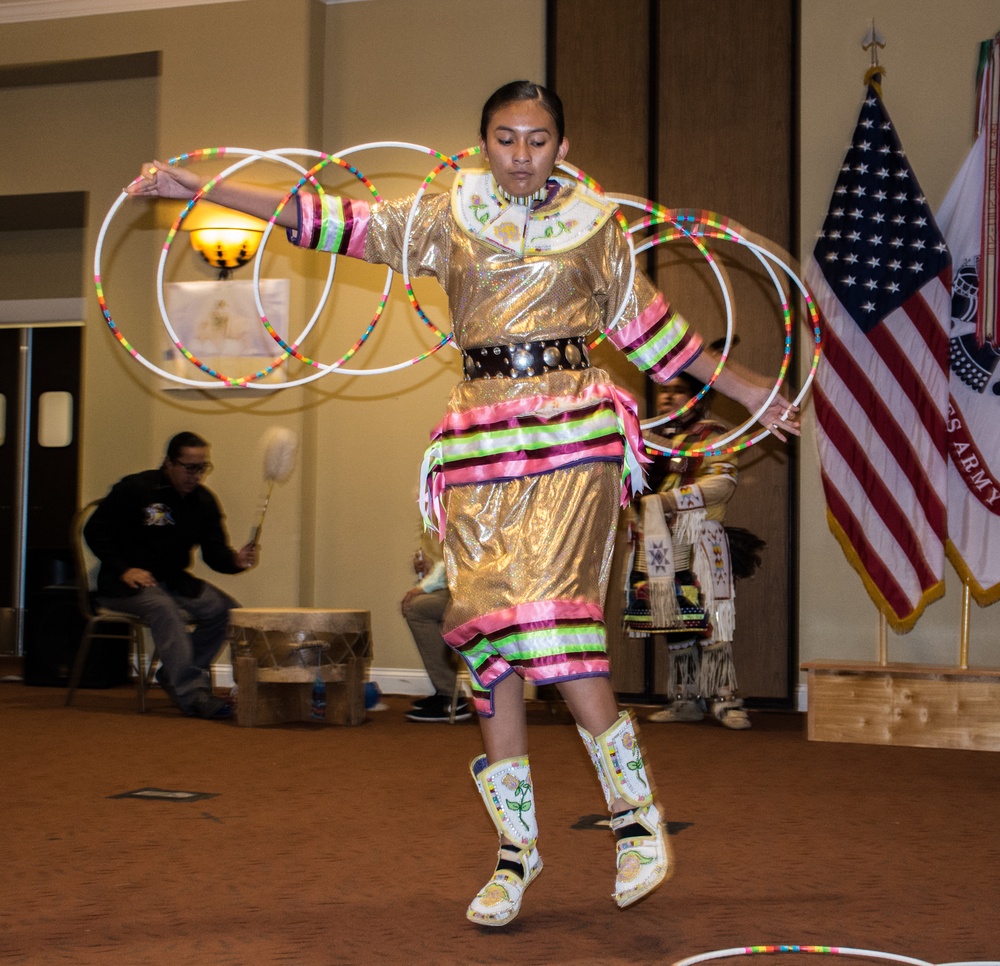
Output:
[549, 0, 654, 694]
[0, 192, 86, 231]
[550, 0, 797, 702]
[656, 0, 794, 701]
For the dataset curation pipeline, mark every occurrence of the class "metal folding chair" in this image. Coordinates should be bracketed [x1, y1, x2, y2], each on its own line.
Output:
[65, 500, 159, 712]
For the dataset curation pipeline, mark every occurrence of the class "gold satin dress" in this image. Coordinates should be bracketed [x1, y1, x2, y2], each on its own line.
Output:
[296, 174, 688, 713]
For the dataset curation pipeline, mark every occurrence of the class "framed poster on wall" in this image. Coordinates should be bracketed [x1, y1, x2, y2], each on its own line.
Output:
[159, 278, 291, 389]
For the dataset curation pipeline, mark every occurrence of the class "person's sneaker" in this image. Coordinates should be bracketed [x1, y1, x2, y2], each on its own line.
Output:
[647, 699, 704, 723]
[405, 693, 471, 722]
[185, 690, 234, 720]
[409, 693, 440, 712]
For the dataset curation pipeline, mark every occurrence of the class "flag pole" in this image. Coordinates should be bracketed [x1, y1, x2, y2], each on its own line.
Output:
[877, 612, 888, 666]
[959, 581, 971, 669]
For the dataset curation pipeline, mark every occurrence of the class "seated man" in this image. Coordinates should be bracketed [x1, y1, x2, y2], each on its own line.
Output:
[84, 431, 258, 720]
[400, 542, 470, 722]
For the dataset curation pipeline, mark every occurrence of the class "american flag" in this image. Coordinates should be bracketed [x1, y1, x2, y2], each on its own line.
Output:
[807, 83, 952, 633]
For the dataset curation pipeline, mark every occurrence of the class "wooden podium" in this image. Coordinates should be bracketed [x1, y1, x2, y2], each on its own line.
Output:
[228, 608, 372, 727]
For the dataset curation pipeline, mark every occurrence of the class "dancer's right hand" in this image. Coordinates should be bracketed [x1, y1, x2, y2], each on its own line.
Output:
[127, 160, 203, 200]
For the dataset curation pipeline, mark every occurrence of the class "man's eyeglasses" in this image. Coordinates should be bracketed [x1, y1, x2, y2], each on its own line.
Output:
[173, 460, 213, 476]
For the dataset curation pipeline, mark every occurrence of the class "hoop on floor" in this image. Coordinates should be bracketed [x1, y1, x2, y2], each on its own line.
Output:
[670, 943, 997, 966]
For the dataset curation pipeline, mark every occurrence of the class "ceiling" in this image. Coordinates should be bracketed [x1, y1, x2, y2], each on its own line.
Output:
[0, 0, 247, 24]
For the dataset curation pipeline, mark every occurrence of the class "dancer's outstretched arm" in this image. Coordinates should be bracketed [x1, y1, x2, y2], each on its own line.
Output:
[127, 160, 299, 229]
[685, 349, 801, 442]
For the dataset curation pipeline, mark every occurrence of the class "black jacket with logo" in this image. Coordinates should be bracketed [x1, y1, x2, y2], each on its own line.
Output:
[84, 469, 243, 598]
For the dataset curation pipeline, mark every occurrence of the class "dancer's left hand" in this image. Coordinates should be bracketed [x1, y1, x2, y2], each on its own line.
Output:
[756, 393, 800, 442]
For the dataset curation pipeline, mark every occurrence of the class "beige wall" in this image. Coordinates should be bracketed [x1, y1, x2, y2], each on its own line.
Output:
[306, 0, 546, 677]
[1, 0, 545, 684]
[798, 0, 1000, 675]
[4, 0, 998, 690]
[1, 0, 316, 620]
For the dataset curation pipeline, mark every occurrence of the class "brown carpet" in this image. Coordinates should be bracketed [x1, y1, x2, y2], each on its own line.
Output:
[1, 682, 997, 966]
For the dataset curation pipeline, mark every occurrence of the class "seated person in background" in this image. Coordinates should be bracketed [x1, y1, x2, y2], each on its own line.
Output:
[84, 431, 258, 720]
[624, 374, 757, 730]
[400, 539, 470, 722]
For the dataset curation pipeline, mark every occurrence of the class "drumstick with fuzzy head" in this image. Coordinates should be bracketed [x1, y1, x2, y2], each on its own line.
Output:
[253, 427, 298, 546]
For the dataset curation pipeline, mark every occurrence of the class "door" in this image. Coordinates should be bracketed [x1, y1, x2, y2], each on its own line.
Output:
[0, 323, 82, 663]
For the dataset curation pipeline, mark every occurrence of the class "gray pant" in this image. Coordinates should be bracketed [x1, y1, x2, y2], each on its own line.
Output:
[99, 581, 237, 710]
[401, 588, 457, 695]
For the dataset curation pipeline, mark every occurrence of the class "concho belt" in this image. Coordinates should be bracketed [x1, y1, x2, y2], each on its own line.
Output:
[462, 336, 590, 380]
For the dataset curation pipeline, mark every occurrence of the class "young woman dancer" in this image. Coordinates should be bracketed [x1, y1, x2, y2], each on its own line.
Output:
[129, 80, 798, 926]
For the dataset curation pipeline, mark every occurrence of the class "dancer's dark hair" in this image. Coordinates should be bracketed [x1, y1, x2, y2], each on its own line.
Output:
[480, 81, 565, 141]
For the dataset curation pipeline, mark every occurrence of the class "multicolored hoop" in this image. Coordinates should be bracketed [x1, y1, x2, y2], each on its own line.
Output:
[665, 210, 822, 454]
[97, 146, 466, 388]
[400, 146, 476, 344]
[555, 160, 637, 346]
[614, 202, 822, 457]
[614, 194, 736, 430]
[95, 147, 337, 389]
[155, 148, 347, 387]
[632, 215, 786, 456]
[97, 143, 821, 414]
[670, 943, 997, 966]
[248, 142, 468, 381]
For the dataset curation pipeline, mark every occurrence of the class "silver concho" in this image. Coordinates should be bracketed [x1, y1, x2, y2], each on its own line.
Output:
[542, 346, 562, 368]
[564, 342, 582, 366]
[512, 348, 534, 371]
[464, 355, 477, 378]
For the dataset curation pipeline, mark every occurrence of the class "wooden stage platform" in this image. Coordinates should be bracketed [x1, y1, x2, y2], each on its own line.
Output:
[802, 660, 1000, 752]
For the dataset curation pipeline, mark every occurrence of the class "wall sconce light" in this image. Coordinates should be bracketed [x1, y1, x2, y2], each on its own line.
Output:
[182, 202, 267, 279]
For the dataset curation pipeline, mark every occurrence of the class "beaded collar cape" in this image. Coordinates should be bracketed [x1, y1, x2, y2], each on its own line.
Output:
[450, 169, 616, 257]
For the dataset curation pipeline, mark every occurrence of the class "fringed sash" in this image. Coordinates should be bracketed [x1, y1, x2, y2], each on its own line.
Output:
[418, 383, 649, 534]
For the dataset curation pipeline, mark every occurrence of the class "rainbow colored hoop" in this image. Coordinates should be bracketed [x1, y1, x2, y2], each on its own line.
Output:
[615, 201, 822, 457]
[248, 142, 466, 381]
[555, 160, 637, 345]
[96, 147, 337, 389]
[614, 194, 737, 430]
[632, 214, 786, 456]
[97, 145, 456, 389]
[670, 943, 997, 966]
[96, 143, 822, 417]
[155, 148, 343, 387]
[400, 146, 475, 343]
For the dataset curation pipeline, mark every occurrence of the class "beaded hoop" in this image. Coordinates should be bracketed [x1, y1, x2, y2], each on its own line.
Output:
[617, 203, 822, 457]
[670, 943, 988, 966]
[249, 142, 465, 381]
[95, 147, 338, 388]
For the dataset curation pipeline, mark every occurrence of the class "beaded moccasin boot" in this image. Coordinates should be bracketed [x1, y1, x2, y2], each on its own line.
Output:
[578, 710, 672, 908]
[466, 754, 543, 927]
